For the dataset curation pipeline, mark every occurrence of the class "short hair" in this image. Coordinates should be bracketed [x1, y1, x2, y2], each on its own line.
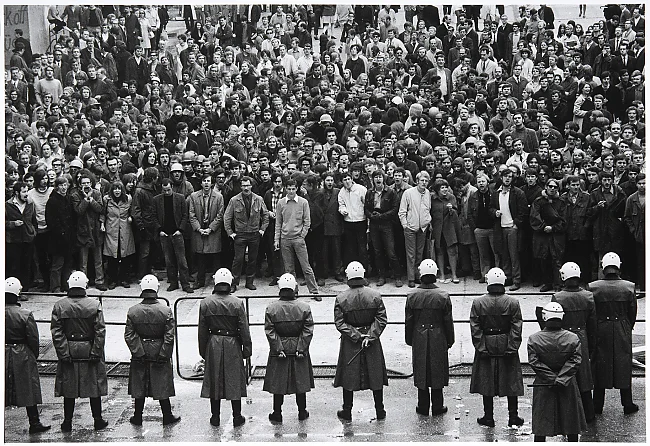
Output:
[161, 178, 173, 187]
[285, 179, 298, 188]
[566, 175, 581, 184]
[636, 173, 646, 184]
[415, 171, 430, 182]
[143, 166, 159, 182]
[599, 171, 613, 180]
[240, 175, 253, 184]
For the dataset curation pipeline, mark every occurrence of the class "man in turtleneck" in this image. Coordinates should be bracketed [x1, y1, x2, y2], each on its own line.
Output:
[528, 302, 586, 441]
[264, 273, 315, 422]
[550, 262, 597, 423]
[124, 274, 181, 426]
[405, 260, 454, 417]
[5, 277, 51, 434]
[469, 267, 524, 428]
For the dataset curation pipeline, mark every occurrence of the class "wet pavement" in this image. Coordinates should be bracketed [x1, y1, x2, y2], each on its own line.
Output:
[4, 375, 645, 442]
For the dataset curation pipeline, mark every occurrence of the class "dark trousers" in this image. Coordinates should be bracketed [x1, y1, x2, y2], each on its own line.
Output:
[34, 232, 51, 288]
[232, 232, 261, 282]
[272, 393, 307, 412]
[137, 239, 152, 277]
[305, 224, 325, 279]
[342, 389, 383, 411]
[195, 253, 217, 286]
[106, 253, 133, 285]
[564, 240, 592, 283]
[343, 221, 368, 270]
[6, 242, 33, 290]
[210, 398, 242, 416]
[593, 388, 635, 411]
[417, 388, 444, 411]
[64, 397, 102, 420]
[482, 395, 519, 418]
[50, 252, 73, 291]
[322, 234, 343, 277]
[263, 221, 284, 279]
[393, 222, 406, 273]
[635, 242, 645, 290]
[220, 228, 234, 269]
[369, 222, 400, 278]
[133, 397, 173, 416]
[581, 390, 595, 421]
[160, 233, 190, 288]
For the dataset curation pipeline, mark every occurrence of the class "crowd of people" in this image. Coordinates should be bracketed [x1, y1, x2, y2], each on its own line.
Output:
[5, 4, 646, 296]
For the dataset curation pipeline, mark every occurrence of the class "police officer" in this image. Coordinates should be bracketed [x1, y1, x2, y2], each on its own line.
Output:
[405, 259, 455, 416]
[334, 261, 388, 421]
[588, 252, 639, 415]
[551, 262, 597, 422]
[5, 277, 51, 434]
[50, 271, 109, 432]
[264, 273, 315, 422]
[470, 267, 525, 427]
[124, 275, 181, 426]
[528, 302, 586, 442]
[198, 268, 252, 427]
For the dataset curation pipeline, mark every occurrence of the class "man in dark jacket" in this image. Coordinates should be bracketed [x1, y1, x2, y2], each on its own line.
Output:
[365, 171, 402, 286]
[124, 274, 180, 426]
[45, 176, 75, 293]
[334, 261, 388, 421]
[529, 178, 567, 292]
[470, 267, 524, 427]
[405, 260, 454, 416]
[132, 167, 159, 277]
[5, 277, 51, 434]
[519, 169, 543, 285]
[50, 271, 109, 432]
[551, 262, 597, 422]
[264, 273, 315, 422]
[224, 176, 269, 291]
[198, 268, 252, 427]
[468, 173, 498, 281]
[301, 174, 327, 286]
[153, 179, 192, 293]
[263, 173, 285, 286]
[588, 252, 638, 415]
[318, 172, 345, 282]
[561, 175, 592, 283]
[528, 302, 586, 441]
[5, 182, 37, 293]
[489, 167, 527, 290]
[587, 171, 627, 279]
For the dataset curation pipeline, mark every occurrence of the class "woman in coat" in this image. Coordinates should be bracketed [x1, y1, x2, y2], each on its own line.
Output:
[5, 277, 50, 433]
[430, 179, 461, 283]
[45, 176, 74, 293]
[188, 176, 224, 285]
[101, 181, 136, 289]
[405, 260, 454, 416]
[198, 268, 252, 427]
[264, 273, 315, 422]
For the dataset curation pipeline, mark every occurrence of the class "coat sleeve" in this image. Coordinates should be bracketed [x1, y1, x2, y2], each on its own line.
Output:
[197, 301, 209, 359]
[529, 197, 545, 231]
[50, 303, 71, 360]
[507, 300, 523, 353]
[159, 307, 175, 359]
[26, 312, 40, 358]
[628, 287, 638, 329]
[264, 308, 284, 355]
[297, 306, 314, 354]
[208, 194, 224, 233]
[514, 189, 527, 226]
[555, 338, 582, 386]
[624, 195, 636, 234]
[404, 297, 414, 346]
[124, 311, 145, 358]
[369, 297, 388, 341]
[70, 190, 89, 216]
[334, 298, 363, 343]
[398, 192, 408, 227]
[527, 338, 558, 383]
[178, 195, 189, 233]
[551, 200, 567, 232]
[300, 199, 311, 238]
[470, 300, 486, 352]
[274, 200, 283, 244]
[238, 301, 252, 359]
[224, 199, 235, 236]
[92, 304, 106, 357]
[259, 198, 269, 232]
[444, 296, 455, 348]
[189, 195, 201, 231]
[132, 190, 145, 230]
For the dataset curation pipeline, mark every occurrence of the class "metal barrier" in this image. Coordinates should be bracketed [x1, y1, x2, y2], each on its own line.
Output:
[172, 292, 646, 381]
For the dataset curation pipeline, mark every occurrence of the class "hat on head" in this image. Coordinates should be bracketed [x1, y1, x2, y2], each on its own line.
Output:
[319, 113, 333, 123]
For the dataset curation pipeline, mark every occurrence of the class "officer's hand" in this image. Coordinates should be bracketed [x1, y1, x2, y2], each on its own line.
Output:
[14, 220, 24, 227]
[361, 337, 371, 349]
[278, 351, 287, 358]
[160, 231, 168, 237]
[89, 354, 101, 363]
[544, 225, 553, 233]
[173, 230, 182, 236]
[495, 210, 502, 217]
[296, 351, 305, 359]
[230, 233, 237, 239]
[61, 356, 73, 364]
[274, 241, 280, 251]
[259, 229, 265, 236]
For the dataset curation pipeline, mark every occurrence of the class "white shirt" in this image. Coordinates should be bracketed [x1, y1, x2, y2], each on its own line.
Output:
[338, 183, 367, 222]
[498, 187, 514, 228]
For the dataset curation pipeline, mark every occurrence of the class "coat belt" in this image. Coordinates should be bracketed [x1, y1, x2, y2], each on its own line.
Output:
[210, 329, 238, 337]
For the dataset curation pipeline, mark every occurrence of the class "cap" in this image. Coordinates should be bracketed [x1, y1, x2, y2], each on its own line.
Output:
[69, 159, 83, 169]
[319, 113, 333, 123]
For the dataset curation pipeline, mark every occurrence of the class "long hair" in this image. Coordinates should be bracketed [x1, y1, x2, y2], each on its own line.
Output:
[109, 180, 128, 203]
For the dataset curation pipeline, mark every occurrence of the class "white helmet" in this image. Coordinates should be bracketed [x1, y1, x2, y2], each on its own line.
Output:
[602, 252, 621, 269]
[140, 274, 160, 292]
[5, 277, 22, 296]
[68, 271, 89, 289]
[418, 259, 439, 277]
[278, 273, 297, 291]
[542, 302, 564, 321]
[486, 268, 507, 286]
[345, 261, 366, 280]
[213, 268, 234, 285]
[560, 262, 581, 281]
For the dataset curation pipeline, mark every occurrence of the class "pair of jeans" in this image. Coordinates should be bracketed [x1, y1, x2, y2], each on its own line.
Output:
[137, 239, 151, 278]
[263, 221, 284, 279]
[474, 228, 499, 276]
[232, 232, 261, 282]
[343, 221, 368, 270]
[50, 253, 73, 291]
[458, 243, 481, 275]
[404, 228, 426, 281]
[160, 233, 190, 288]
[33, 232, 51, 287]
[79, 245, 105, 285]
[280, 238, 318, 293]
[500, 227, 521, 284]
[369, 222, 400, 278]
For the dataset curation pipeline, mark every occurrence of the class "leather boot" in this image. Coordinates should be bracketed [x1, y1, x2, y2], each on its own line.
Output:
[373, 389, 386, 419]
[210, 399, 220, 426]
[337, 389, 353, 420]
[245, 276, 257, 290]
[61, 398, 75, 432]
[416, 388, 430, 415]
[296, 393, 309, 420]
[430, 388, 448, 415]
[231, 400, 245, 427]
[90, 397, 108, 430]
[477, 396, 495, 427]
[507, 396, 524, 426]
[130, 398, 144, 425]
[160, 399, 181, 425]
[27, 406, 51, 434]
[269, 394, 283, 422]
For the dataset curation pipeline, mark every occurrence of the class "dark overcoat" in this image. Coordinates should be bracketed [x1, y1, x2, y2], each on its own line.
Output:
[529, 195, 567, 259]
